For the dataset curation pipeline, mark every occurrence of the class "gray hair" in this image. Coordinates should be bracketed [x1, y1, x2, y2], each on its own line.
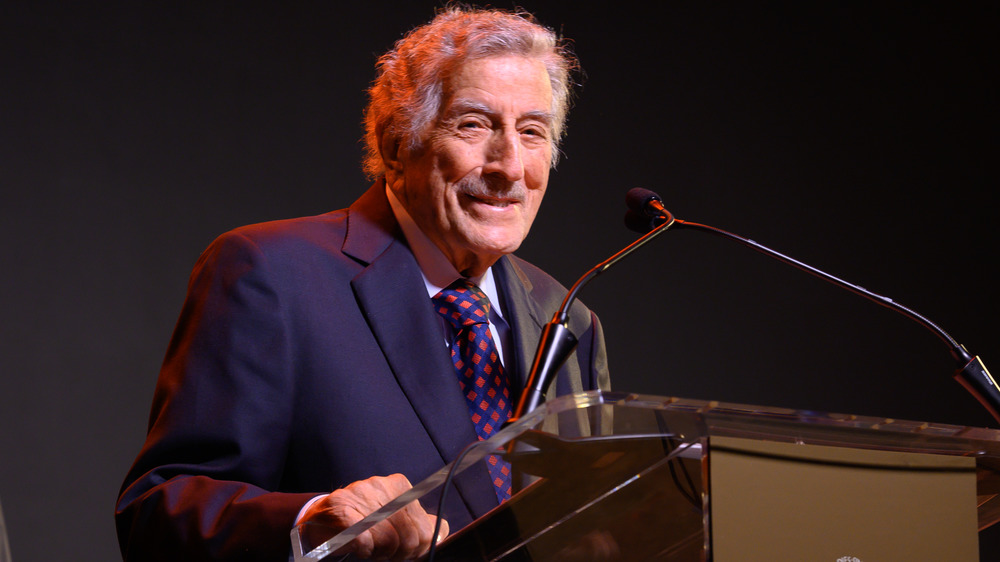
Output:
[362, 6, 578, 178]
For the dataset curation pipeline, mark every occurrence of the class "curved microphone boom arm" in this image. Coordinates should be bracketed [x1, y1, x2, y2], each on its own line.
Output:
[626, 187, 1000, 425]
[508, 199, 678, 423]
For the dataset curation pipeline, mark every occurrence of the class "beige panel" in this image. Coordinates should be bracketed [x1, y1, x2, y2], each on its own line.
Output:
[710, 436, 978, 562]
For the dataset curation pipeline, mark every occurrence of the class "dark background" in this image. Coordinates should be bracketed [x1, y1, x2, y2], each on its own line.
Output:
[1, 2, 996, 560]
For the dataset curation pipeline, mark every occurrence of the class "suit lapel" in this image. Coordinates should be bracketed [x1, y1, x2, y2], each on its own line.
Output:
[495, 257, 584, 402]
[493, 257, 544, 391]
[343, 183, 499, 518]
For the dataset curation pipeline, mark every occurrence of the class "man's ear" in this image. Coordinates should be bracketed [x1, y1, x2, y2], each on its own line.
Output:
[379, 128, 405, 174]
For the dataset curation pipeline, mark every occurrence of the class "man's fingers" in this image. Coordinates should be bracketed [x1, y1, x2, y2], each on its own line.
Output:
[300, 474, 447, 560]
[434, 515, 449, 543]
[372, 495, 439, 560]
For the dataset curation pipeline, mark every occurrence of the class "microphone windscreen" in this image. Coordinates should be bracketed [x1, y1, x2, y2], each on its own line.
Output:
[625, 187, 662, 214]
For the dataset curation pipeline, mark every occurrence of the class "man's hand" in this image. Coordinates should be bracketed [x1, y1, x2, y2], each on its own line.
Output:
[299, 474, 448, 560]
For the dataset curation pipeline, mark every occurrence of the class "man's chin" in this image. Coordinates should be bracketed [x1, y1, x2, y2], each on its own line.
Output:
[451, 233, 526, 275]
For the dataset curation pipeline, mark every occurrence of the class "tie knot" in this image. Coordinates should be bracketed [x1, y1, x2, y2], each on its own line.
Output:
[432, 279, 491, 330]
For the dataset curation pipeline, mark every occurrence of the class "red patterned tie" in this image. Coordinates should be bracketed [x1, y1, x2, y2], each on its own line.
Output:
[432, 279, 513, 503]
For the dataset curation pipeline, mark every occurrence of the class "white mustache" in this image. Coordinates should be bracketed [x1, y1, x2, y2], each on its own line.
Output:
[456, 176, 526, 204]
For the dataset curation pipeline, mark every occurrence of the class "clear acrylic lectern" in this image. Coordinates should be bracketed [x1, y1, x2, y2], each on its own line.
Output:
[292, 391, 1000, 561]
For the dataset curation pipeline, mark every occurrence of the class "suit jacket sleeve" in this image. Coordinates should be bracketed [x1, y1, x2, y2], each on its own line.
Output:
[116, 230, 316, 562]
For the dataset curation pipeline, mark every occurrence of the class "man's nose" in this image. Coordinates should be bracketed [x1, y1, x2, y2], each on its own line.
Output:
[483, 129, 525, 182]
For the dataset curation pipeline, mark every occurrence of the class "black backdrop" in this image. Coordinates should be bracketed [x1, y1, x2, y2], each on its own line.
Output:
[1, 2, 996, 560]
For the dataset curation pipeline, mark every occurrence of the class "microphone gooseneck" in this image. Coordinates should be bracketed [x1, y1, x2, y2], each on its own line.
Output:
[508, 190, 676, 422]
[633, 189, 1000, 424]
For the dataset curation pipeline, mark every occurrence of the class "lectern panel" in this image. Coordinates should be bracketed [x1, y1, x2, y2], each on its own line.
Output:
[292, 391, 1000, 561]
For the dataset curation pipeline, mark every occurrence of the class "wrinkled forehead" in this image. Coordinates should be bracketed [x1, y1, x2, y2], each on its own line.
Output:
[437, 56, 556, 128]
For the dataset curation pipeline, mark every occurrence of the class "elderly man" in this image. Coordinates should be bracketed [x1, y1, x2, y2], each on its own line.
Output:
[116, 7, 609, 561]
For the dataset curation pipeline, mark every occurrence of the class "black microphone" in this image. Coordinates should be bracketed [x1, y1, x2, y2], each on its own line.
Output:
[625, 187, 671, 233]
[630, 189, 1000, 424]
[508, 190, 677, 422]
[625, 187, 666, 215]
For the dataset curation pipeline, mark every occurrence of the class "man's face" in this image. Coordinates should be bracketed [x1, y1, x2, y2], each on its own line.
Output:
[390, 55, 554, 277]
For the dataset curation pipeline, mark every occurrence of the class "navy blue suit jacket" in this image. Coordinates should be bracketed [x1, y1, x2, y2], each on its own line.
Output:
[115, 183, 609, 561]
